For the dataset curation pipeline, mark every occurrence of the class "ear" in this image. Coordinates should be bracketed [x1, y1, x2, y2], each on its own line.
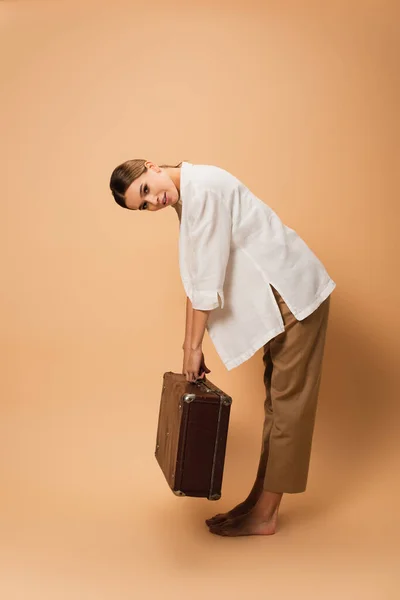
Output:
[144, 160, 161, 173]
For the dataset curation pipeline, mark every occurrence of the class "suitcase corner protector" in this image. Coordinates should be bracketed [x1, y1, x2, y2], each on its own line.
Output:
[209, 493, 221, 501]
[183, 394, 196, 403]
[173, 490, 186, 497]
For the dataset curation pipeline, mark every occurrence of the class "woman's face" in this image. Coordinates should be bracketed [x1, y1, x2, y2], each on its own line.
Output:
[124, 161, 180, 211]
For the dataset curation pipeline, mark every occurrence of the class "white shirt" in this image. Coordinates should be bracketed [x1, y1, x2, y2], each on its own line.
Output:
[175, 162, 336, 371]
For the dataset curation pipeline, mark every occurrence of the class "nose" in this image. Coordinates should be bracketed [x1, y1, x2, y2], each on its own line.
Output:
[150, 195, 161, 207]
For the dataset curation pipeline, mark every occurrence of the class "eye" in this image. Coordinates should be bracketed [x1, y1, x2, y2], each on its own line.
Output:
[139, 184, 149, 210]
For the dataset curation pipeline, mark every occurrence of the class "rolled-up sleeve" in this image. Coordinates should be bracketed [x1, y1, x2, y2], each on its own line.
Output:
[187, 189, 232, 311]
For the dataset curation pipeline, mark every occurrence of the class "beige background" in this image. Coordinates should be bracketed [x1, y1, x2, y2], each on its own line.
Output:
[1, 0, 399, 597]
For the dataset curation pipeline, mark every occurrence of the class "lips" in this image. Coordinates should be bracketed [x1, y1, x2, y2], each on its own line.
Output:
[163, 192, 168, 206]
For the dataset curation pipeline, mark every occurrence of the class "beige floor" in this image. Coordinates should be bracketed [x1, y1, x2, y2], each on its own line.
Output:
[1, 340, 399, 600]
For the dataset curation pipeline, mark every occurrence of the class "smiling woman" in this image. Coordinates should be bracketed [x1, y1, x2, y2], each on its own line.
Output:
[109, 160, 183, 211]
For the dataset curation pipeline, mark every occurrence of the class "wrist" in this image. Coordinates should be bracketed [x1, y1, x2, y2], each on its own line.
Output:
[190, 344, 202, 351]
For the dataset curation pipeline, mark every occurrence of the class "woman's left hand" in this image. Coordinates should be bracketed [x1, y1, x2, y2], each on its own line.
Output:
[186, 347, 206, 382]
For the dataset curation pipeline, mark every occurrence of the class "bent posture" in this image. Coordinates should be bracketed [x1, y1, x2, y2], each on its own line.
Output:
[109, 159, 336, 537]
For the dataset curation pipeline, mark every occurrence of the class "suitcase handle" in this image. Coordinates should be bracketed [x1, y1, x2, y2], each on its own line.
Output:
[193, 378, 213, 394]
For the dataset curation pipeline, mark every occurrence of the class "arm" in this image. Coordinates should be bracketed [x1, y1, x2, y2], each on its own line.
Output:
[182, 303, 211, 382]
[190, 308, 210, 350]
[182, 296, 209, 351]
[183, 189, 231, 359]
[188, 188, 232, 312]
[182, 296, 194, 349]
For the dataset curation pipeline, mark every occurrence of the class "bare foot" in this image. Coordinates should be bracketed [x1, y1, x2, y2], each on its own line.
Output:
[208, 506, 279, 537]
[205, 480, 266, 527]
[205, 498, 256, 527]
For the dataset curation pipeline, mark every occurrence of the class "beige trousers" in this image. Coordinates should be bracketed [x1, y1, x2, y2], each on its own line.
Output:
[258, 285, 331, 493]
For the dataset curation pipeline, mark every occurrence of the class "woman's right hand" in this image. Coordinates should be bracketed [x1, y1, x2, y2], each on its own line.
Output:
[182, 347, 211, 379]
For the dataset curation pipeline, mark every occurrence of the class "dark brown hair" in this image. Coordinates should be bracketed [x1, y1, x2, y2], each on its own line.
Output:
[109, 160, 183, 209]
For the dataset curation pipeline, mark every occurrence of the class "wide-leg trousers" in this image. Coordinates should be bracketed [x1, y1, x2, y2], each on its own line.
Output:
[257, 285, 331, 493]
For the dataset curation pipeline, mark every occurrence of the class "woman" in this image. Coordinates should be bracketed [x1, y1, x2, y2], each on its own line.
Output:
[109, 159, 336, 537]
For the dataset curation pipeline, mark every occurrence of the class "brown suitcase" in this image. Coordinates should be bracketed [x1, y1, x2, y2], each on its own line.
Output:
[155, 371, 232, 500]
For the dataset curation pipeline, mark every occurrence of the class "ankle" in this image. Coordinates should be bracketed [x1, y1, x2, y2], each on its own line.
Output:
[255, 490, 283, 513]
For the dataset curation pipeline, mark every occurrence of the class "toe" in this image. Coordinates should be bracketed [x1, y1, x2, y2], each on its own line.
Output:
[208, 525, 229, 536]
[205, 514, 225, 526]
[209, 519, 232, 534]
